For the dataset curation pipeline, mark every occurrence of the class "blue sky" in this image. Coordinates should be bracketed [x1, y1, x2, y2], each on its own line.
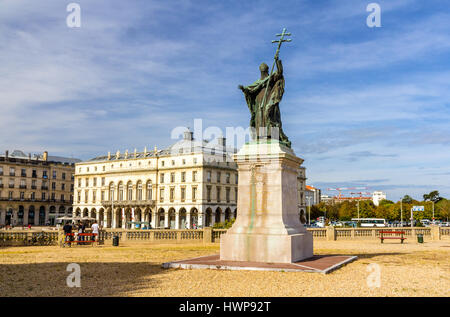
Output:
[1, 0, 449, 201]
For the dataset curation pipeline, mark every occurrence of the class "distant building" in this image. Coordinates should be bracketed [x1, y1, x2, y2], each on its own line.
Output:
[0, 150, 79, 226]
[372, 191, 387, 206]
[320, 194, 333, 203]
[305, 185, 321, 206]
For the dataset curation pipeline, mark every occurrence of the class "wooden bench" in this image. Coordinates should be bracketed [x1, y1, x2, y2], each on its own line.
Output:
[63, 233, 98, 246]
[379, 230, 406, 243]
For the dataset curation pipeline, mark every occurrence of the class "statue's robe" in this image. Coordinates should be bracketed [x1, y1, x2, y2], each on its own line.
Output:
[242, 59, 291, 147]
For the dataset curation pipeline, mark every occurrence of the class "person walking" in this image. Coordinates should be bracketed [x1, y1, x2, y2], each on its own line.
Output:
[63, 222, 73, 247]
[91, 221, 99, 242]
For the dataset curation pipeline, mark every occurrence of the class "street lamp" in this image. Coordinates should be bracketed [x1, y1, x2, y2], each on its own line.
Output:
[306, 196, 312, 226]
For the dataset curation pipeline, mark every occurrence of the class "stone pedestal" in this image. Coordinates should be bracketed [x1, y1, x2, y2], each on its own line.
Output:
[220, 140, 313, 263]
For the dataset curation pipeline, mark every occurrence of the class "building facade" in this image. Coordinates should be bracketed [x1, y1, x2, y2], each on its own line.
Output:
[0, 150, 78, 227]
[372, 191, 387, 206]
[73, 132, 240, 229]
[305, 185, 321, 206]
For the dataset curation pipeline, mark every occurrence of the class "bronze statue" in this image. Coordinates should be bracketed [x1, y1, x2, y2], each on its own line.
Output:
[238, 28, 292, 148]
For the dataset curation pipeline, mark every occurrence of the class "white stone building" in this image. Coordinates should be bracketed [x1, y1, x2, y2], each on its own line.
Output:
[372, 191, 387, 206]
[73, 131, 239, 229]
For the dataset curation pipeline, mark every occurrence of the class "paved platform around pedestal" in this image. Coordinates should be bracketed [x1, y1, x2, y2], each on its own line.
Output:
[162, 254, 357, 274]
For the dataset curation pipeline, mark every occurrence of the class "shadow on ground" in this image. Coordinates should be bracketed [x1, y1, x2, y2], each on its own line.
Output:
[0, 261, 168, 296]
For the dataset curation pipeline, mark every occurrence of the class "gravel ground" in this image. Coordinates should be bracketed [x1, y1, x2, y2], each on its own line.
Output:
[0, 240, 449, 297]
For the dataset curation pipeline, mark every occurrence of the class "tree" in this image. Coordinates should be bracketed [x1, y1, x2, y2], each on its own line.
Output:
[423, 190, 442, 203]
[402, 195, 413, 204]
[436, 199, 450, 221]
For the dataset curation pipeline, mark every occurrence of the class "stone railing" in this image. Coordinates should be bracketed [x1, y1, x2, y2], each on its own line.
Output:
[0, 226, 445, 246]
[0, 230, 59, 246]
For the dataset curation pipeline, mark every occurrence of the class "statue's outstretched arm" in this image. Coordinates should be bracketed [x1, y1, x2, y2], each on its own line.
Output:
[276, 59, 283, 76]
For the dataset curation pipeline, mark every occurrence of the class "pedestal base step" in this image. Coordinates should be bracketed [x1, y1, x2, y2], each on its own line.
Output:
[162, 254, 357, 274]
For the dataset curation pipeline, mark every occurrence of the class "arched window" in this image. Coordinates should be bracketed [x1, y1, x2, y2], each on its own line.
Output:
[118, 182, 124, 201]
[137, 182, 143, 201]
[127, 182, 133, 200]
[146, 181, 152, 200]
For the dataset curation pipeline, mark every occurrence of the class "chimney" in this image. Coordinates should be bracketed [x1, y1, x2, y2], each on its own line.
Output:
[43, 151, 48, 161]
[144, 146, 147, 156]
[28, 153, 31, 161]
[183, 130, 194, 141]
[5, 150, 8, 159]
[107, 152, 111, 160]
[218, 136, 226, 147]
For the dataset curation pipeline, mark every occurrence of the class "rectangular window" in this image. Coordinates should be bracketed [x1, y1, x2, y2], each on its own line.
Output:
[217, 172, 221, 183]
[31, 192, 35, 200]
[20, 179, 26, 188]
[42, 170, 48, 179]
[9, 179, 14, 188]
[9, 191, 13, 199]
[101, 191, 105, 201]
[170, 172, 175, 183]
[42, 192, 46, 200]
[61, 194, 65, 202]
[192, 187, 197, 202]
[217, 187, 221, 202]
[226, 173, 230, 184]
[0, 166, 3, 175]
[226, 187, 230, 203]
[31, 180, 36, 189]
[61, 183, 65, 190]
[32, 169, 37, 178]
[170, 187, 175, 202]
[93, 191, 96, 203]
[62, 173, 66, 180]
[207, 186, 211, 202]
[181, 187, 185, 202]
[85, 191, 88, 202]
[207, 171, 211, 182]
[101, 177, 105, 186]
[10, 167, 15, 176]
[20, 192, 25, 200]
[21, 168, 26, 177]
[93, 177, 97, 187]
[52, 182, 56, 190]
[193, 158, 197, 164]
[181, 172, 186, 182]
[78, 178, 81, 187]
[235, 174, 238, 184]
[160, 173, 164, 183]
[52, 171, 57, 179]
[192, 171, 197, 182]
[159, 188, 164, 202]
[85, 178, 89, 187]
[51, 193, 55, 201]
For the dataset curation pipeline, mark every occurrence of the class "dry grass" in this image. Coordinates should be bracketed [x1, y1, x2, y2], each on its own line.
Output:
[0, 240, 449, 297]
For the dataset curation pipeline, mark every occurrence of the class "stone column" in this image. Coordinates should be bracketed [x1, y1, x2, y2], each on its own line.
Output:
[34, 211, 39, 226]
[431, 225, 440, 241]
[326, 226, 336, 241]
[121, 208, 126, 229]
[151, 210, 157, 228]
[211, 212, 216, 226]
[164, 211, 169, 228]
[175, 211, 180, 229]
[220, 210, 225, 223]
[186, 212, 191, 229]
[23, 210, 29, 226]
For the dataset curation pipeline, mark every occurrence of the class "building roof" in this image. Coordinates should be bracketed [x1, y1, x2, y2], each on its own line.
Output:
[1, 150, 80, 164]
[85, 131, 236, 163]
